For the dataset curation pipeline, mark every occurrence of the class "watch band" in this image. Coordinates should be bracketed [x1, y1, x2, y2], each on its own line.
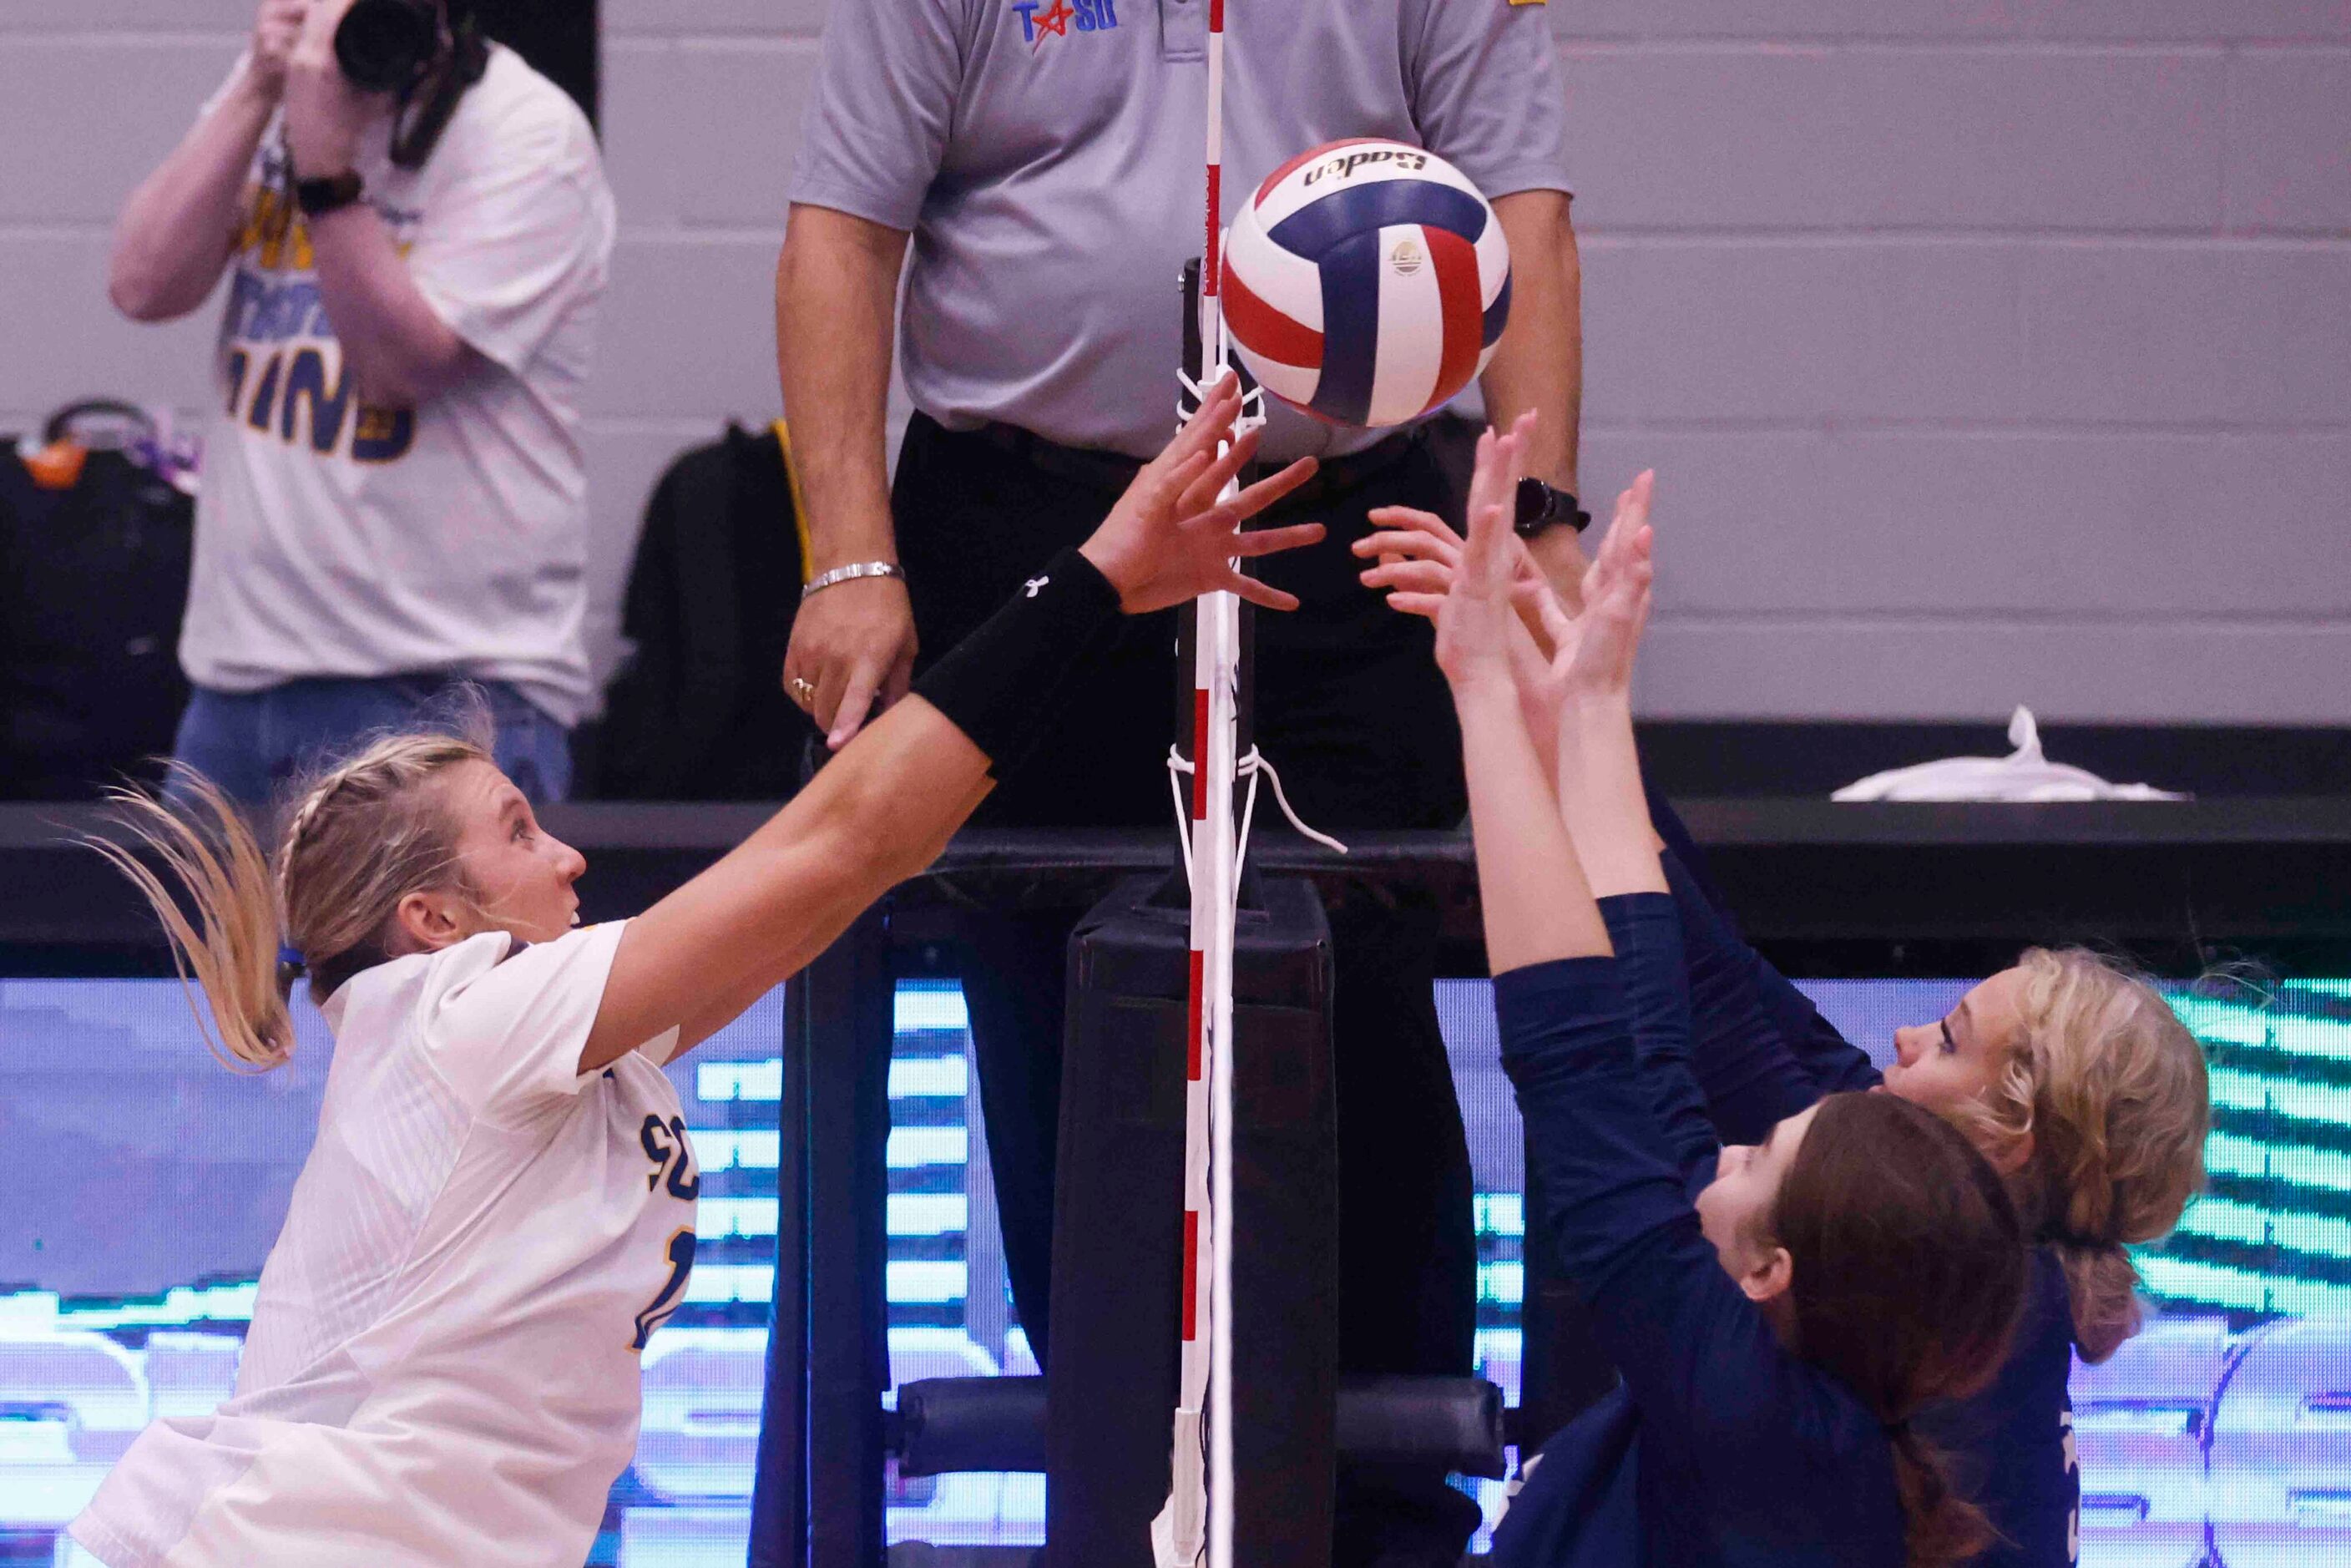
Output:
[801, 560, 904, 600]
[294, 170, 367, 219]
[1514, 478, 1593, 539]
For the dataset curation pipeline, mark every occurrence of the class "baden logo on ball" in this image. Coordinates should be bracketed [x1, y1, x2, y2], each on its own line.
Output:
[1221, 136, 1513, 431]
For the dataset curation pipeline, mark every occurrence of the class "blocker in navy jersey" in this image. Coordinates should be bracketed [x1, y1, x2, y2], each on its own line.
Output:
[1223, 138, 1512, 429]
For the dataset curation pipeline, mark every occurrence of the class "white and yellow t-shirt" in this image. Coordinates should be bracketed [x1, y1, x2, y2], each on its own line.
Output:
[179, 45, 615, 726]
[70, 922, 695, 1568]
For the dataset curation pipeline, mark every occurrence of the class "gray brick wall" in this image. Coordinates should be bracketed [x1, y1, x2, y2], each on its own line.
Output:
[5, 1, 2345, 723]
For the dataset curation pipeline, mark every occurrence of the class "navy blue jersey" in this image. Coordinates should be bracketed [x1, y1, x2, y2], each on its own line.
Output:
[1644, 795, 2083, 1565]
[1920, 1249, 2081, 1568]
[1490, 933, 1909, 1568]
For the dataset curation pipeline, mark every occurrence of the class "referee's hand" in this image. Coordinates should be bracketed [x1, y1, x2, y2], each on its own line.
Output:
[784, 575, 918, 752]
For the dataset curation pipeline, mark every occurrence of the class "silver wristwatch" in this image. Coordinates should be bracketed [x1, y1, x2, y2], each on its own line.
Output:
[801, 560, 904, 600]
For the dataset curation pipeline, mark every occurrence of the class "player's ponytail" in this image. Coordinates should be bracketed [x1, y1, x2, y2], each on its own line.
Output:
[89, 726, 493, 1072]
[1882, 1419, 1979, 1568]
[1955, 948, 2212, 1363]
[88, 768, 296, 1071]
[1771, 1093, 2029, 1568]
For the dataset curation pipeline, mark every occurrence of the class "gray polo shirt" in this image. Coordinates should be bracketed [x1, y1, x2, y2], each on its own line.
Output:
[791, 0, 1570, 463]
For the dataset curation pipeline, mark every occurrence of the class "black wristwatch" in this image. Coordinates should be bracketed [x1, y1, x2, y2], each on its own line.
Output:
[294, 169, 367, 219]
[1514, 478, 1591, 539]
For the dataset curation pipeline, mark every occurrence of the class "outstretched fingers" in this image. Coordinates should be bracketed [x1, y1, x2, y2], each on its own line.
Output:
[1357, 506, 1464, 556]
[1142, 377, 1242, 498]
[1358, 558, 1454, 596]
[1231, 519, 1326, 560]
[1459, 425, 1529, 592]
[1181, 424, 1274, 512]
[1221, 454, 1318, 524]
[1386, 591, 1448, 620]
[1226, 572, 1303, 613]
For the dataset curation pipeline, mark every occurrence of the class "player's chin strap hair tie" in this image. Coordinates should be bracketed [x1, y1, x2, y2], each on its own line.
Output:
[276, 942, 308, 997]
[2045, 1221, 2119, 1252]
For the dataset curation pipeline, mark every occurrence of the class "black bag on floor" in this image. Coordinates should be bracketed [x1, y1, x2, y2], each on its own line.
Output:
[0, 402, 194, 800]
[1045, 873, 1340, 1568]
[590, 421, 821, 800]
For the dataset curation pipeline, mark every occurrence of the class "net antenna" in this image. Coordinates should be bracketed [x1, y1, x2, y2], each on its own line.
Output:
[1152, 1, 1257, 1562]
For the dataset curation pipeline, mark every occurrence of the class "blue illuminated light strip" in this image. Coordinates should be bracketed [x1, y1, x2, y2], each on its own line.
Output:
[2208, 1066, 2351, 1125]
[692, 1130, 780, 1171]
[1478, 1263, 1523, 1306]
[697, 1054, 970, 1104]
[698, 1060, 783, 1101]
[681, 1264, 776, 1305]
[2136, 1254, 2351, 1316]
[894, 982, 970, 1034]
[1474, 1193, 1524, 1237]
[887, 1127, 968, 1168]
[2205, 1130, 2351, 1194]
[2180, 1195, 2351, 1259]
[891, 1056, 969, 1098]
[889, 1195, 971, 1237]
[0, 1282, 259, 1333]
[2125, 987, 2351, 1316]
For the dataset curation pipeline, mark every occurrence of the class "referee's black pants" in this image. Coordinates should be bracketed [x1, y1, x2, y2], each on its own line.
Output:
[893, 411, 1484, 1561]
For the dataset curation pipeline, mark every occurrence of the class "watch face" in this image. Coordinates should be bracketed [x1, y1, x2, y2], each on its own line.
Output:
[1515, 477, 1552, 528]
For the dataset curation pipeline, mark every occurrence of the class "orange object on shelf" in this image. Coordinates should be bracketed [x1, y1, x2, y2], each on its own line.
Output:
[21, 439, 89, 492]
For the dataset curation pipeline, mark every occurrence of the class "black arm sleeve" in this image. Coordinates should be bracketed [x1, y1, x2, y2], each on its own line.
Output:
[911, 547, 1123, 777]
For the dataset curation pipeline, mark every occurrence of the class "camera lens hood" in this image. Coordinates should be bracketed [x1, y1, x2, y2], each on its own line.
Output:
[334, 0, 440, 95]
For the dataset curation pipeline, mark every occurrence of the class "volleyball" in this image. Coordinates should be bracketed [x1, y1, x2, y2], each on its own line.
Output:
[1221, 138, 1512, 429]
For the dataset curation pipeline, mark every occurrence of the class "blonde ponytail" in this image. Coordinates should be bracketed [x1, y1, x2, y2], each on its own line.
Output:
[88, 725, 493, 1074]
[2048, 1237, 2147, 1366]
[1966, 948, 2212, 1363]
[87, 767, 295, 1071]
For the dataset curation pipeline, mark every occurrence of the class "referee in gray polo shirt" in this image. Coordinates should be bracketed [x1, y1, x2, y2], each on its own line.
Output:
[778, 3, 1580, 1559]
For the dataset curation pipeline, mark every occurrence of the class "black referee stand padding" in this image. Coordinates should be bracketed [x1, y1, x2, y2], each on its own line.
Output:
[1044, 871, 1342, 1567]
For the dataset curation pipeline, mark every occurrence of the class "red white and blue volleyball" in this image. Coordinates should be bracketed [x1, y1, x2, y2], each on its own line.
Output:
[1222, 139, 1511, 429]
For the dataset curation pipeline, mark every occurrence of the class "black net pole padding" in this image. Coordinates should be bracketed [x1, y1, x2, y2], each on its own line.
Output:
[897, 1373, 1504, 1480]
[747, 908, 894, 1568]
[1043, 875, 1340, 1568]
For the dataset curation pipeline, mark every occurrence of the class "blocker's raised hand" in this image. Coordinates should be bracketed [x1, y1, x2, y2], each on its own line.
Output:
[1078, 374, 1325, 615]
[1431, 413, 1537, 686]
[1561, 472, 1656, 701]
[1354, 503, 1555, 635]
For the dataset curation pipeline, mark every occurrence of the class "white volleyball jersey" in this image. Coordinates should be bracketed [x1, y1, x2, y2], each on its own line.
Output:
[70, 921, 696, 1568]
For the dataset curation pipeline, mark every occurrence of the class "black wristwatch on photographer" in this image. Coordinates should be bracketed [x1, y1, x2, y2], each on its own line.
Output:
[1514, 478, 1591, 540]
[295, 169, 367, 219]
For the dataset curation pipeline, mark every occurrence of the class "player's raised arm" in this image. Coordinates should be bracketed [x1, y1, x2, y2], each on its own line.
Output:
[584, 377, 1321, 1068]
[1437, 416, 1610, 976]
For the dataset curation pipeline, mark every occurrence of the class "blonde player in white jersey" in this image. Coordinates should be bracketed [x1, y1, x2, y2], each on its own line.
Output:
[68, 380, 1316, 1568]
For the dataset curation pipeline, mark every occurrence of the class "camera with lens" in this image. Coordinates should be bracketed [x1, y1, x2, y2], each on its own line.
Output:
[331, 0, 488, 168]
[334, 0, 453, 95]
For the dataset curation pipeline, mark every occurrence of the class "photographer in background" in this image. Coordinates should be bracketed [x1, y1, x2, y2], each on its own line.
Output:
[109, 0, 614, 806]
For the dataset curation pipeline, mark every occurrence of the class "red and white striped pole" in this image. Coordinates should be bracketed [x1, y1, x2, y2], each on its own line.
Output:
[1154, 3, 1241, 1564]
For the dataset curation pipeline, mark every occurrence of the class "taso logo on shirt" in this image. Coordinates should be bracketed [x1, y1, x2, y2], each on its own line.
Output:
[1011, 0, 1119, 47]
